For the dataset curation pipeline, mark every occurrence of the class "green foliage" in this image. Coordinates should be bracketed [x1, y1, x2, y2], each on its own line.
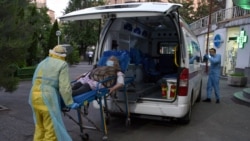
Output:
[168, 0, 225, 24]
[66, 42, 80, 65]
[25, 5, 52, 62]
[0, 1, 52, 92]
[179, 1, 195, 24]
[47, 20, 60, 55]
[0, 0, 32, 92]
[0, 77, 19, 92]
[230, 73, 245, 77]
[16, 66, 36, 79]
[193, 1, 210, 21]
[62, 0, 105, 57]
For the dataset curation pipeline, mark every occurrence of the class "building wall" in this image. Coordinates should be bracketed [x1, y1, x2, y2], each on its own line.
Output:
[197, 19, 250, 76]
[30, 0, 46, 8]
[30, 0, 55, 23]
[236, 25, 250, 68]
[47, 10, 55, 24]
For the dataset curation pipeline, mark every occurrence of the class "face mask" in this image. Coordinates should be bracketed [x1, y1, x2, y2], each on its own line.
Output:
[106, 60, 114, 66]
[209, 53, 214, 57]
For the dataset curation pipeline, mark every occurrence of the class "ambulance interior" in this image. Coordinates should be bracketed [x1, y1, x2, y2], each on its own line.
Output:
[100, 15, 181, 101]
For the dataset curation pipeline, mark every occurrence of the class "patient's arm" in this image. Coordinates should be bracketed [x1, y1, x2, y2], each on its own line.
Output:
[109, 72, 124, 93]
[109, 83, 123, 93]
[76, 72, 89, 80]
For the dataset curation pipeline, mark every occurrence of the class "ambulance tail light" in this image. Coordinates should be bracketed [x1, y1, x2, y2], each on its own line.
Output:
[178, 68, 189, 96]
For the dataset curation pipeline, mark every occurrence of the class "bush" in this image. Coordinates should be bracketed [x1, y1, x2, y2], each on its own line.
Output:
[230, 73, 245, 77]
[66, 43, 80, 65]
[16, 66, 36, 79]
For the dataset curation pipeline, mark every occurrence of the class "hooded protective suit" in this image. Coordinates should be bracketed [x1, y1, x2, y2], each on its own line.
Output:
[29, 45, 74, 141]
[206, 53, 221, 100]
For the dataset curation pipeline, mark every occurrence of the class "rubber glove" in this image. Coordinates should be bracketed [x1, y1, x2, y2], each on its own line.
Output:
[204, 54, 207, 59]
[68, 103, 80, 109]
[203, 55, 208, 62]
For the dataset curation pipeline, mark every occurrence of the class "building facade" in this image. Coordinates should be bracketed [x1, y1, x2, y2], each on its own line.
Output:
[190, 4, 250, 76]
[30, 0, 55, 23]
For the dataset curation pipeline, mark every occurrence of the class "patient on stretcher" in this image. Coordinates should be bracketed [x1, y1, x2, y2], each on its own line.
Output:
[72, 56, 124, 96]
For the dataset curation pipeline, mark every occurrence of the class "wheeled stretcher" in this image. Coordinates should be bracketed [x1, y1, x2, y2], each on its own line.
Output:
[61, 50, 135, 141]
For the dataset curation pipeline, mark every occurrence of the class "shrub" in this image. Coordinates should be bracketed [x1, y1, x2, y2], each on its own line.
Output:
[229, 73, 245, 77]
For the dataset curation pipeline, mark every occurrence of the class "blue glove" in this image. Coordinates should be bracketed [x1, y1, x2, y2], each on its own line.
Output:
[204, 54, 208, 59]
[68, 103, 80, 109]
[203, 55, 208, 62]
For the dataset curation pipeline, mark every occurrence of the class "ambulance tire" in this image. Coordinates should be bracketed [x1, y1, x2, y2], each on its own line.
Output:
[178, 94, 193, 124]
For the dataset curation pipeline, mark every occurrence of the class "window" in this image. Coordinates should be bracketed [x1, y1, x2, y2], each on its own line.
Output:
[189, 41, 201, 64]
[158, 42, 178, 55]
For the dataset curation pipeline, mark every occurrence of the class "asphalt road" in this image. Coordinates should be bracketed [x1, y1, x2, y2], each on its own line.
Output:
[0, 61, 250, 141]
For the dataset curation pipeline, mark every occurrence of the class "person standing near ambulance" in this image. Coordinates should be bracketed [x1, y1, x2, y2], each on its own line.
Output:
[88, 50, 94, 65]
[29, 45, 79, 141]
[203, 48, 221, 103]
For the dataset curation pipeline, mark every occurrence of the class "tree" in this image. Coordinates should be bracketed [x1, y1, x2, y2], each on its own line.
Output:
[25, 4, 52, 65]
[0, 0, 52, 92]
[62, 0, 105, 59]
[0, 0, 32, 92]
[168, 0, 225, 24]
[47, 20, 60, 54]
[178, 0, 195, 24]
[193, 1, 210, 21]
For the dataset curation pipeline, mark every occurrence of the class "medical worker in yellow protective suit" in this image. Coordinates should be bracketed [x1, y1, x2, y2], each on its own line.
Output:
[29, 45, 79, 141]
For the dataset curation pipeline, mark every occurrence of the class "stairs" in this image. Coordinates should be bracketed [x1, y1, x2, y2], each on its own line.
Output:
[233, 88, 250, 104]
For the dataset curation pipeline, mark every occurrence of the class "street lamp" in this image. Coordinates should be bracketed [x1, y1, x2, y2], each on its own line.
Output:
[56, 30, 61, 45]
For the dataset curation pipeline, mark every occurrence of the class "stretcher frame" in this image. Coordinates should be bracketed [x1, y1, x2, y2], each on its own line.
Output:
[62, 50, 135, 141]
[62, 76, 135, 141]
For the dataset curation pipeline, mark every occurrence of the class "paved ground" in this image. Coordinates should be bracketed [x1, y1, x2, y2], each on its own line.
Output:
[0, 61, 94, 141]
[0, 61, 250, 141]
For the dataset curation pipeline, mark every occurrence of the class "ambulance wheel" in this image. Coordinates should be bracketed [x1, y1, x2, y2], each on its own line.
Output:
[179, 98, 192, 124]
[102, 135, 108, 141]
[125, 118, 131, 127]
[81, 133, 89, 141]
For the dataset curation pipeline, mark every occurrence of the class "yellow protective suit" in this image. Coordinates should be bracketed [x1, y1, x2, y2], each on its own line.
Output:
[29, 46, 74, 141]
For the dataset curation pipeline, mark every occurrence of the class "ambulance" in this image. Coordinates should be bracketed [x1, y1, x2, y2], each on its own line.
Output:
[60, 2, 203, 124]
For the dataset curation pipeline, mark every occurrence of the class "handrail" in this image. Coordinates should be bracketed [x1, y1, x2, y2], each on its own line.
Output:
[189, 6, 250, 31]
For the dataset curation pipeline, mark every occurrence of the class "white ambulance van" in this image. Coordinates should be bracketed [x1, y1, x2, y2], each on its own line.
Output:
[60, 2, 203, 124]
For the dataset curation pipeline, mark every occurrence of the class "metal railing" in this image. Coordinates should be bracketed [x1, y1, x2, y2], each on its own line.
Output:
[190, 6, 250, 30]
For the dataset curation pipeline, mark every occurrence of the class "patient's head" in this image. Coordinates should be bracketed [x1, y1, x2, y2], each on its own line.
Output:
[106, 56, 120, 70]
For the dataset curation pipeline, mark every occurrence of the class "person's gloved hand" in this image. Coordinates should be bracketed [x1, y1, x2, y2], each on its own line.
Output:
[203, 54, 211, 62]
[204, 54, 208, 59]
[68, 103, 80, 109]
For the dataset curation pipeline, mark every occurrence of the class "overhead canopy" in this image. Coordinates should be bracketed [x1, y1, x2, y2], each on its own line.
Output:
[233, 0, 250, 10]
[59, 2, 182, 21]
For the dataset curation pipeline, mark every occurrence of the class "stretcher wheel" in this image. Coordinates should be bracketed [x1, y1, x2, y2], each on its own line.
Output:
[102, 135, 108, 141]
[125, 118, 131, 127]
[80, 133, 89, 141]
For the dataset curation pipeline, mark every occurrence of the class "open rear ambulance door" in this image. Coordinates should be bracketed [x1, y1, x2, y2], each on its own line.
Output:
[60, 2, 182, 62]
[60, 3, 182, 21]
